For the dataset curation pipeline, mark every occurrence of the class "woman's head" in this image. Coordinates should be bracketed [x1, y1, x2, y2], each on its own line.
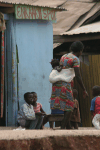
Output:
[24, 92, 33, 105]
[50, 59, 59, 69]
[70, 41, 84, 57]
[92, 85, 100, 97]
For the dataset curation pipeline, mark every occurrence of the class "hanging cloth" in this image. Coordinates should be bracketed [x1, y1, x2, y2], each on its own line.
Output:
[1, 12, 6, 118]
[1, 30, 4, 118]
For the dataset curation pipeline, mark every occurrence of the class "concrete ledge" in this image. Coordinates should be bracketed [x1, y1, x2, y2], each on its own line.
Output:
[0, 129, 99, 149]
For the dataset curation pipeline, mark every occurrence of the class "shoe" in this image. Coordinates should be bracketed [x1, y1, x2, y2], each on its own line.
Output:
[13, 126, 25, 131]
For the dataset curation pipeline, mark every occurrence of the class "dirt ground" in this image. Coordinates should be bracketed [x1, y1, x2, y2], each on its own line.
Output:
[0, 127, 99, 150]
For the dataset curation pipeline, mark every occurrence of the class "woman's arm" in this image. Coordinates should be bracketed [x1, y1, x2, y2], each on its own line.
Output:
[74, 67, 88, 98]
[74, 67, 85, 91]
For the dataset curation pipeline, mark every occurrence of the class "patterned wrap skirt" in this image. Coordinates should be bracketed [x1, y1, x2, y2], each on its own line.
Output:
[50, 81, 74, 112]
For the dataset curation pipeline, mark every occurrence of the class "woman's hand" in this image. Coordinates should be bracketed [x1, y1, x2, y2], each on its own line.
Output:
[83, 90, 88, 99]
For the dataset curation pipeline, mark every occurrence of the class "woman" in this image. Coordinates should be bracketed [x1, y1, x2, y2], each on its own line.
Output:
[50, 41, 88, 129]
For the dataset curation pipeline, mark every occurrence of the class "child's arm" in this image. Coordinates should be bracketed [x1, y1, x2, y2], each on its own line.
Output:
[40, 108, 46, 115]
[91, 111, 94, 120]
[90, 98, 95, 120]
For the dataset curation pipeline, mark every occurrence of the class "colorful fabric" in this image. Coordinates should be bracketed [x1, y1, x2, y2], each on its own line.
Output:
[33, 102, 42, 113]
[0, 13, 6, 32]
[50, 81, 74, 111]
[70, 99, 80, 123]
[1, 31, 4, 118]
[50, 53, 80, 112]
[60, 53, 80, 68]
[90, 96, 100, 117]
[17, 102, 36, 121]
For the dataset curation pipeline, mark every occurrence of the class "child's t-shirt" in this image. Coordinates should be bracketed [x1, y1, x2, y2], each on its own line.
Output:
[90, 96, 100, 116]
[70, 99, 80, 123]
[33, 102, 42, 113]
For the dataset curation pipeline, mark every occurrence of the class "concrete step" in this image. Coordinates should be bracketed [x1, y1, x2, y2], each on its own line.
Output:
[0, 128, 99, 150]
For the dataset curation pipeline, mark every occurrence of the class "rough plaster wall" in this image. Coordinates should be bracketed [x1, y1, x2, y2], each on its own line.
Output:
[15, 19, 53, 125]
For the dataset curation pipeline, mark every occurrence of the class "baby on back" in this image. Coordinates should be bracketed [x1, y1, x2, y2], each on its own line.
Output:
[49, 58, 75, 84]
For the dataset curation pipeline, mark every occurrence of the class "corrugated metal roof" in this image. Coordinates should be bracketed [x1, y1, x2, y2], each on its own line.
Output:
[53, 1, 95, 35]
[0, 0, 66, 10]
[61, 21, 100, 35]
[53, 43, 61, 49]
[69, 3, 100, 31]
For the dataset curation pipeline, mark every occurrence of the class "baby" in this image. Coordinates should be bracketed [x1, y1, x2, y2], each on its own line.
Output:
[49, 58, 75, 84]
[50, 59, 63, 72]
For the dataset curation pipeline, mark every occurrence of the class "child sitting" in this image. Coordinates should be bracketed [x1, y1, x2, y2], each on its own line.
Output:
[70, 89, 80, 129]
[90, 85, 100, 130]
[31, 92, 49, 128]
[17, 92, 42, 129]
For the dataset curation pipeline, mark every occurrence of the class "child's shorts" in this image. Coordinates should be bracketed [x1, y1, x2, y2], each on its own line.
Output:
[92, 114, 100, 130]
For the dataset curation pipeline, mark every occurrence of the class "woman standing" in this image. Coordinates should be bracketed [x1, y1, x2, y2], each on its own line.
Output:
[50, 41, 88, 129]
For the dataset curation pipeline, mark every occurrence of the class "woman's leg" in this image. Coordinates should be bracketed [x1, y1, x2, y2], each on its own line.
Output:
[61, 111, 72, 129]
[73, 122, 78, 129]
[66, 121, 73, 129]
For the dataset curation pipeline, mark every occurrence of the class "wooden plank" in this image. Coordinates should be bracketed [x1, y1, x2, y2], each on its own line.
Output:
[53, 34, 100, 43]
[0, 8, 14, 13]
[15, 5, 56, 21]
[0, 3, 13, 7]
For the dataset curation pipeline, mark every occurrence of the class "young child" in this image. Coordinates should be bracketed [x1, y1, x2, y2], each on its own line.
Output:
[90, 85, 100, 130]
[70, 89, 80, 129]
[31, 92, 49, 128]
[17, 92, 42, 129]
[50, 59, 62, 72]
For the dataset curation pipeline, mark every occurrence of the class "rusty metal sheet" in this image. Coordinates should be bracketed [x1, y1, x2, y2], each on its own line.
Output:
[53, 1, 95, 35]
[0, 0, 66, 10]
[61, 21, 100, 35]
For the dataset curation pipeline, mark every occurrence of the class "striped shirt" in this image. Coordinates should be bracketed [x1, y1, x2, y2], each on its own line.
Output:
[33, 102, 42, 113]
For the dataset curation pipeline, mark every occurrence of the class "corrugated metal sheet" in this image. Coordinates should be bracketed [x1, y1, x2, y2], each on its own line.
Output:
[69, 3, 100, 30]
[0, 0, 66, 10]
[53, 1, 95, 35]
[74, 55, 100, 127]
[53, 43, 61, 49]
[61, 21, 100, 35]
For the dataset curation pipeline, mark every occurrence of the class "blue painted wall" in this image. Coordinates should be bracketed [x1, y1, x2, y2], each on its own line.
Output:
[5, 14, 53, 126]
[15, 19, 53, 126]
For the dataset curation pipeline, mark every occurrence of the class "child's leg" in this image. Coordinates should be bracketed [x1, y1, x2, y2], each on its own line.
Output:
[18, 119, 26, 128]
[92, 114, 100, 130]
[28, 115, 42, 129]
[35, 115, 43, 129]
[73, 122, 78, 129]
